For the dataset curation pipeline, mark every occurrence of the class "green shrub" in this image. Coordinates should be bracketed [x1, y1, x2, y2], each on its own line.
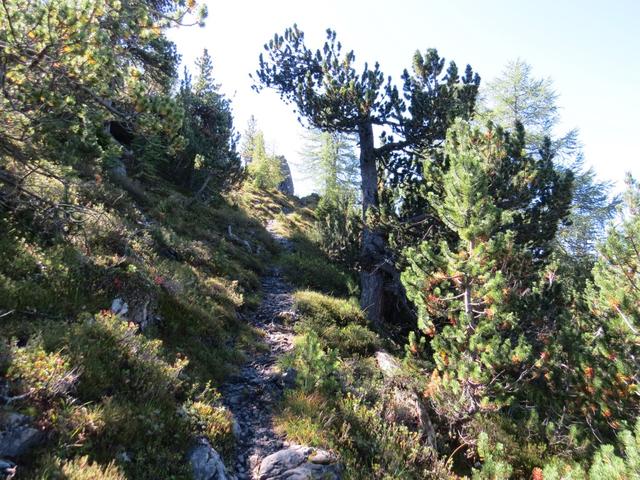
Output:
[68, 312, 187, 403]
[291, 332, 340, 394]
[472, 433, 513, 480]
[182, 383, 235, 459]
[294, 291, 364, 327]
[338, 393, 447, 479]
[39, 455, 126, 480]
[281, 252, 351, 295]
[7, 335, 78, 402]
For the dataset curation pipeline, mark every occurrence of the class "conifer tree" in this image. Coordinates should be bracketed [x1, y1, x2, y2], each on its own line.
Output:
[578, 175, 640, 430]
[403, 121, 535, 416]
[299, 130, 359, 197]
[240, 115, 260, 166]
[479, 60, 618, 282]
[176, 49, 241, 195]
[0, 0, 206, 173]
[255, 26, 480, 325]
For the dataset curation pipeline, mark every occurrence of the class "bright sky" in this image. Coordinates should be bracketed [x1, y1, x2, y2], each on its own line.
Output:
[167, 0, 640, 196]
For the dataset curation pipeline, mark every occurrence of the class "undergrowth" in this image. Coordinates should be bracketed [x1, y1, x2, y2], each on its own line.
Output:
[0, 163, 293, 478]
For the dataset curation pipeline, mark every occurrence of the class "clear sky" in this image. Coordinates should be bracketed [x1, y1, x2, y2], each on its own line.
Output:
[167, 0, 640, 195]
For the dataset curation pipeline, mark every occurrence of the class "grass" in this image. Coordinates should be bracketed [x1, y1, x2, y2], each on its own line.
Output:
[0, 160, 300, 478]
[292, 291, 379, 356]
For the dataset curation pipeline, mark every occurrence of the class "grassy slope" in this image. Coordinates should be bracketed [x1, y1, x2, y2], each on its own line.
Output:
[0, 159, 305, 478]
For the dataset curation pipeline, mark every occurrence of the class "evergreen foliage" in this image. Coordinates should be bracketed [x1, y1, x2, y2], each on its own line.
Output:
[245, 130, 284, 189]
[175, 49, 242, 195]
[402, 120, 572, 419]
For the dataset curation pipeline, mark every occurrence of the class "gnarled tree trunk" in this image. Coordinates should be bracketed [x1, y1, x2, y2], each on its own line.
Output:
[358, 121, 385, 327]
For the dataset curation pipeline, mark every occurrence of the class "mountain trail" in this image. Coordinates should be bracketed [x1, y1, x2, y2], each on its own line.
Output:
[220, 219, 296, 480]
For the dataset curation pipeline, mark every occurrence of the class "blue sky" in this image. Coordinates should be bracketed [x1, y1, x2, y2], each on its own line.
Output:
[168, 0, 639, 195]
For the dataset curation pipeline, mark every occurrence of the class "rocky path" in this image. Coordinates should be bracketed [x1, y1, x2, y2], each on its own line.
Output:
[220, 220, 296, 480]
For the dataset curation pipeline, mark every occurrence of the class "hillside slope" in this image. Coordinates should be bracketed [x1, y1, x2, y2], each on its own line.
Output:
[0, 161, 326, 478]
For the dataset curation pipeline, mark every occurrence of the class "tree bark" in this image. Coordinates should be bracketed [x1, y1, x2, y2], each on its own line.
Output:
[358, 121, 385, 327]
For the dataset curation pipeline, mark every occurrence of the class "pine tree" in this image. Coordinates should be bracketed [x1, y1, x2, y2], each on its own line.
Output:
[403, 120, 537, 416]
[255, 26, 480, 325]
[580, 175, 640, 430]
[176, 49, 241, 195]
[0, 0, 206, 173]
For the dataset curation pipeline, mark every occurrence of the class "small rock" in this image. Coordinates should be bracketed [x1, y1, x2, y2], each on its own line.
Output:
[0, 426, 43, 458]
[188, 438, 228, 480]
[258, 445, 341, 480]
[375, 350, 402, 378]
[0, 459, 16, 480]
[110, 297, 128, 317]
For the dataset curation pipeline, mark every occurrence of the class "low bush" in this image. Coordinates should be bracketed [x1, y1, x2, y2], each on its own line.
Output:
[38, 455, 127, 480]
[281, 252, 352, 296]
[6, 335, 78, 403]
[67, 312, 187, 403]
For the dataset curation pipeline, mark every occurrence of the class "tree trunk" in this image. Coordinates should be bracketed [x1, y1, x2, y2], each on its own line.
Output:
[358, 121, 385, 327]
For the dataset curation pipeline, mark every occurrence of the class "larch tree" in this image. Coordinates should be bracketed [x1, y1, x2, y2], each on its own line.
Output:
[240, 115, 259, 166]
[480, 59, 619, 285]
[254, 25, 480, 326]
[299, 129, 359, 197]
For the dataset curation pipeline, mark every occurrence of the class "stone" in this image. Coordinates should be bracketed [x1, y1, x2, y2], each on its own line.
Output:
[276, 156, 294, 196]
[258, 445, 341, 480]
[298, 194, 320, 208]
[375, 350, 403, 378]
[188, 438, 228, 480]
[110, 294, 156, 331]
[0, 459, 16, 480]
[0, 412, 43, 458]
[110, 297, 128, 317]
[280, 368, 297, 389]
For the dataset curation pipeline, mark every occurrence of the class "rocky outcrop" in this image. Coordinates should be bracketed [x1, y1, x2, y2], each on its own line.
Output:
[188, 438, 228, 480]
[0, 412, 43, 458]
[276, 156, 294, 196]
[258, 445, 341, 480]
[298, 193, 320, 208]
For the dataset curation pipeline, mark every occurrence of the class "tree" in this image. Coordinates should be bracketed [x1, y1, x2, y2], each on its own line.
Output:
[240, 115, 259, 166]
[480, 59, 618, 283]
[479, 59, 577, 157]
[402, 120, 572, 422]
[0, 0, 206, 172]
[246, 131, 283, 189]
[580, 175, 640, 430]
[176, 49, 241, 196]
[299, 129, 359, 197]
[254, 26, 480, 326]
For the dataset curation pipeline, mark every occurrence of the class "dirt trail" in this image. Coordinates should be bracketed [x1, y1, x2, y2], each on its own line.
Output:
[221, 219, 296, 480]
